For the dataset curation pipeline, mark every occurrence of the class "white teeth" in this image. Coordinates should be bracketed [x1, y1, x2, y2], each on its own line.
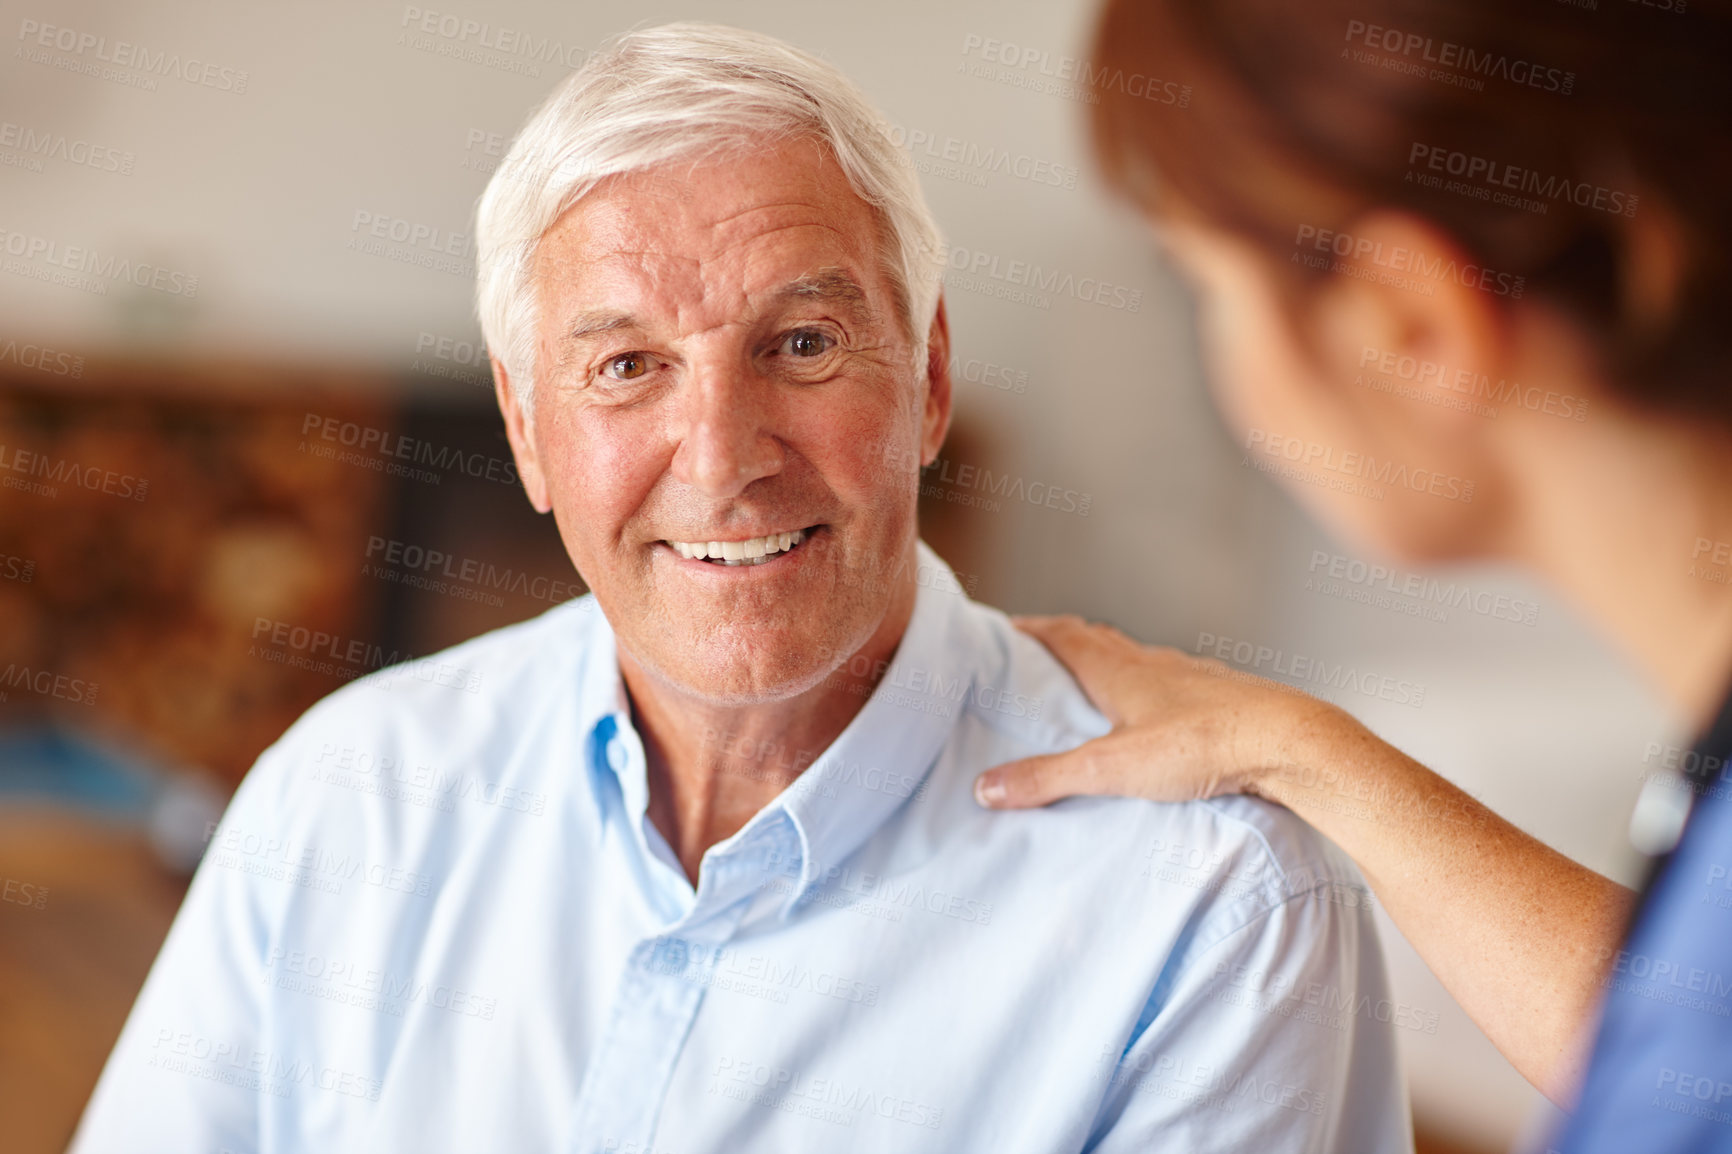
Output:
[666, 528, 809, 566]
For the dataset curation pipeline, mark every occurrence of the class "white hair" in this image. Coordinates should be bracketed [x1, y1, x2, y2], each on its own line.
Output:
[474, 22, 946, 415]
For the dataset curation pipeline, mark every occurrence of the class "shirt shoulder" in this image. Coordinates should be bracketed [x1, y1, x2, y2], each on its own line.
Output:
[936, 596, 1369, 912]
[276, 596, 600, 753]
[944, 598, 1113, 749]
[222, 597, 605, 847]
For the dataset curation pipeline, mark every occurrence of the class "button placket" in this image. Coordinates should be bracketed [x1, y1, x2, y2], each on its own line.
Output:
[564, 872, 756, 1153]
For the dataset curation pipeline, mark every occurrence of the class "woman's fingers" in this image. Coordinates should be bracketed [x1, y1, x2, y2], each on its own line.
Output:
[1013, 614, 1137, 661]
[994, 613, 1343, 809]
[1012, 614, 1149, 717]
[973, 729, 1236, 809]
[974, 731, 1154, 809]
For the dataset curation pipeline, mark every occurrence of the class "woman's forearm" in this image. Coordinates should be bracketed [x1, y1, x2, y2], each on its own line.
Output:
[1254, 708, 1637, 1106]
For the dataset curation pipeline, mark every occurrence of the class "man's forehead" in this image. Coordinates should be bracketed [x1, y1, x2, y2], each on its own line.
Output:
[537, 247, 886, 346]
[533, 147, 892, 311]
[542, 214, 869, 289]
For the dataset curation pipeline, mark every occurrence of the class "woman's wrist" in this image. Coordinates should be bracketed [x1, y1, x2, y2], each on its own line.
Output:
[1241, 697, 1369, 812]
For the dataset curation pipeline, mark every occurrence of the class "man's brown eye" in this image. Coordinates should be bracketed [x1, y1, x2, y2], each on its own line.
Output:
[608, 353, 648, 380]
[786, 330, 832, 357]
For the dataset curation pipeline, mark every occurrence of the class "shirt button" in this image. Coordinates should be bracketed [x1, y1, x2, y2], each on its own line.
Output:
[606, 739, 627, 772]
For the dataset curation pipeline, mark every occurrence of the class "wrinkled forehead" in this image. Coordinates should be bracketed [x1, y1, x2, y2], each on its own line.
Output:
[529, 142, 904, 336]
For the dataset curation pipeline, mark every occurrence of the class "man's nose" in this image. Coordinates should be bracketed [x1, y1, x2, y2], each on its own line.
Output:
[668, 364, 786, 499]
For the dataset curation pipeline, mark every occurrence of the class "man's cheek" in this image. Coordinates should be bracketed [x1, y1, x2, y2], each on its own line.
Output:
[556, 426, 663, 518]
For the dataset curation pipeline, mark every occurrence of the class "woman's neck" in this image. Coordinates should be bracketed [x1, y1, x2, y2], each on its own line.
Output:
[1502, 389, 1732, 730]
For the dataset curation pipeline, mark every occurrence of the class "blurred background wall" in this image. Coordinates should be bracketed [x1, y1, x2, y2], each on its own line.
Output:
[0, 1, 1683, 1151]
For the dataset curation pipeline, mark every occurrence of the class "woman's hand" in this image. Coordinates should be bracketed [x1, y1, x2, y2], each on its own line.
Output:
[973, 614, 1361, 809]
[974, 616, 1632, 1106]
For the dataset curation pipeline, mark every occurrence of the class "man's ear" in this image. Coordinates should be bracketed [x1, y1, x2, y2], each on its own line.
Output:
[492, 355, 553, 513]
[919, 295, 954, 467]
[1306, 209, 1506, 446]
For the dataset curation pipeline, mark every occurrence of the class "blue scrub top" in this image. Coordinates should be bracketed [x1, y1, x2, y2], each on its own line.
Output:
[1555, 699, 1732, 1151]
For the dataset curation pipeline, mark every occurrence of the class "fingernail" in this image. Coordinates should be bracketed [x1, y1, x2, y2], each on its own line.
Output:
[974, 774, 1005, 807]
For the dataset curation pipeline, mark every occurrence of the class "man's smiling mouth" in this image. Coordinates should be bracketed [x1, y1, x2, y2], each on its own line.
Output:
[664, 526, 821, 566]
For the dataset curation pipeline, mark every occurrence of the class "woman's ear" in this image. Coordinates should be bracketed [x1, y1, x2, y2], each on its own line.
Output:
[1160, 209, 1518, 562]
[492, 355, 553, 514]
[1304, 209, 1510, 446]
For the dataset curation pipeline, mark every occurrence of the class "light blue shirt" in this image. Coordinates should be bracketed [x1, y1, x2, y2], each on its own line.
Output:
[73, 543, 1412, 1153]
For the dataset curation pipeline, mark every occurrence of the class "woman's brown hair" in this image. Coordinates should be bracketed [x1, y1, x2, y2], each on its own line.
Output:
[1091, 0, 1732, 418]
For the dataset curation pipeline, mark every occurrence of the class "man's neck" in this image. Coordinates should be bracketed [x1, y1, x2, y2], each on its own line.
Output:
[619, 580, 917, 885]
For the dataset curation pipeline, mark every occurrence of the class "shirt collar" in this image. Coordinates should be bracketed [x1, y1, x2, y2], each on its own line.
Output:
[777, 541, 972, 907]
[576, 614, 648, 834]
[580, 542, 973, 912]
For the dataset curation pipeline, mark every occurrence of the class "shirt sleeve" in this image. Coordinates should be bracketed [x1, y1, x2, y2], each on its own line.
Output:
[1084, 878, 1415, 1154]
[1551, 781, 1732, 1153]
[67, 748, 287, 1154]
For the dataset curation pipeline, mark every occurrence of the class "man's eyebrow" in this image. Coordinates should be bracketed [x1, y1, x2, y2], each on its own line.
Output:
[776, 269, 877, 317]
[557, 271, 874, 347]
[560, 311, 638, 345]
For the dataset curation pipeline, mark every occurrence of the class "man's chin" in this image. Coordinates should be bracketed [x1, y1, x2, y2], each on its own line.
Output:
[627, 637, 847, 708]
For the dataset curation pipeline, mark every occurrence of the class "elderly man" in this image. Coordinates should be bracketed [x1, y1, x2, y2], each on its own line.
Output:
[73, 23, 1410, 1154]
